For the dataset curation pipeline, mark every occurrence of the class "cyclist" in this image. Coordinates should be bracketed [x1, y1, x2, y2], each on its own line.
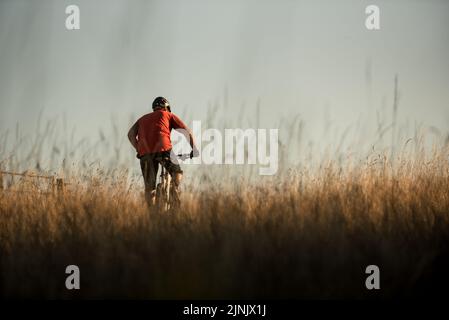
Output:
[127, 96, 199, 206]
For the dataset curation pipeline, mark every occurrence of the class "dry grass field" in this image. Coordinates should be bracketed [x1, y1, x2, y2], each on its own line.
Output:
[1, 146, 449, 299]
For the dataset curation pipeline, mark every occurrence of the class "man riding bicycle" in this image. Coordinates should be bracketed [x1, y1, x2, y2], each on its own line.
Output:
[127, 96, 199, 207]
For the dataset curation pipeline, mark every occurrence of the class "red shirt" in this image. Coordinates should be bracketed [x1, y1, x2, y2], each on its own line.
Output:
[135, 110, 188, 156]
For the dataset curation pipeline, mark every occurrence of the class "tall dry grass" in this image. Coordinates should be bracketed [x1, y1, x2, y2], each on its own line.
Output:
[1, 147, 449, 299]
[1, 91, 449, 298]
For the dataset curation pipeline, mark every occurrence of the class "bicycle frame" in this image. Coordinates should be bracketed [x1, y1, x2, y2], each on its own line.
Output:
[156, 163, 171, 212]
[154, 154, 190, 212]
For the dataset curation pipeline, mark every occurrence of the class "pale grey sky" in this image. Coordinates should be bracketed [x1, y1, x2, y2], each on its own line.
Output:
[0, 0, 448, 161]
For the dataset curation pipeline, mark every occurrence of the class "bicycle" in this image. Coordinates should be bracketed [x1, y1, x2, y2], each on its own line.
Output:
[154, 153, 192, 212]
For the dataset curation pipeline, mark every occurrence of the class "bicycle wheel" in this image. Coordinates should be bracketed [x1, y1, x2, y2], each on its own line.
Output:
[155, 182, 166, 211]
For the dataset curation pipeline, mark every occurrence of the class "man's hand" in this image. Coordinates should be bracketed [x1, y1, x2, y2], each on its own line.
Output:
[190, 147, 200, 158]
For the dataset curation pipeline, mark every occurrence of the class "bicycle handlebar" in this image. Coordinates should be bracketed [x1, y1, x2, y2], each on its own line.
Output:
[136, 152, 197, 161]
[177, 153, 193, 161]
[178, 150, 201, 159]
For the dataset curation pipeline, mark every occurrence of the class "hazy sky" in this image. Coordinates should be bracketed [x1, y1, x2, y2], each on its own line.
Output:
[1, 0, 449, 149]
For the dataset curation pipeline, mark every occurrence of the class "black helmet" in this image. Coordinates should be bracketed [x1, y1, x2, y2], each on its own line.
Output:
[152, 96, 170, 111]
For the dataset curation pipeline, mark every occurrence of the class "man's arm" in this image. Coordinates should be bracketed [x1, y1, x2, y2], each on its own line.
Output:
[171, 114, 199, 156]
[127, 122, 138, 151]
[184, 129, 199, 156]
[178, 129, 199, 157]
[173, 126, 197, 151]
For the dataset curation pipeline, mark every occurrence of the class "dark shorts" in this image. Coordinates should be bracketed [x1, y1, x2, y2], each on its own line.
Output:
[139, 150, 183, 191]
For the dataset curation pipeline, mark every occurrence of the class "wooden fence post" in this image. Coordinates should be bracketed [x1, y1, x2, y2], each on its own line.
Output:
[51, 177, 56, 194]
[57, 178, 65, 195]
